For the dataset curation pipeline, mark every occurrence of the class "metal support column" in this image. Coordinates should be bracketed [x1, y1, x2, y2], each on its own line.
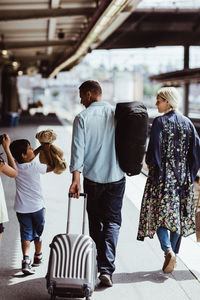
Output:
[1, 70, 19, 114]
[183, 45, 189, 116]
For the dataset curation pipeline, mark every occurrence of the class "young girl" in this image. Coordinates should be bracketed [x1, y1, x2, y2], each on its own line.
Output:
[0, 134, 18, 247]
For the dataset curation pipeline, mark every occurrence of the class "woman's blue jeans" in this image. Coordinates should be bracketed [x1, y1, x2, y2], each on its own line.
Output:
[157, 227, 181, 254]
[84, 177, 125, 275]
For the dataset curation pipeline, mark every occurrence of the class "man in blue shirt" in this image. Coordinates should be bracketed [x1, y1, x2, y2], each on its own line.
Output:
[69, 80, 125, 287]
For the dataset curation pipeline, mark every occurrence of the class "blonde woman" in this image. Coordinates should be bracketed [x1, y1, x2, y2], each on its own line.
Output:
[0, 134, 18, 247]
[137, 87, 200, 273]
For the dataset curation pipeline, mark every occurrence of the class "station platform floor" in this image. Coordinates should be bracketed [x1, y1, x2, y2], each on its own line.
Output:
[1, 121, 200, 300]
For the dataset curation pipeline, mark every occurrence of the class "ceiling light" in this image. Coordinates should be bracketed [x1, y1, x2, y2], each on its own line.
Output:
[26, 66, 38, 77]
[2, 49, 8, 56]
[18, 70, 23, 76]
[12, 61, 19, 70]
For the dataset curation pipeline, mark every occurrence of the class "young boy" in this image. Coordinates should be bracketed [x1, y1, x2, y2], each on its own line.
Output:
[10, 139, 54, 275]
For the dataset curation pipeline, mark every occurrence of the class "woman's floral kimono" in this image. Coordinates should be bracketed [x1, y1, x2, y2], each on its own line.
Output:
[137, 110, 200, 242]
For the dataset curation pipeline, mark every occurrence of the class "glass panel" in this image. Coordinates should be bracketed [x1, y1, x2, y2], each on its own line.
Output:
[189, 83, 200, 118]
[190, 46, 200, 69]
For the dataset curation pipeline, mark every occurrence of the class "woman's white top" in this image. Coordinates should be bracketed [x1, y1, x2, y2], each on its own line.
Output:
[0, 177, 8, 223]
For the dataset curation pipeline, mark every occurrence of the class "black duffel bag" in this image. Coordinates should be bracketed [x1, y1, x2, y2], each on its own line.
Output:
[115, 101, 148, 176]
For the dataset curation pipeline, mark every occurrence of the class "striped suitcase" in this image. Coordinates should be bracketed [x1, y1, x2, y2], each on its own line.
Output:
[46, 193, 97, 300]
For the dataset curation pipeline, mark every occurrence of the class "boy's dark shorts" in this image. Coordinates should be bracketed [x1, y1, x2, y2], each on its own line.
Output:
[0, 223, 4, 233]
[16, 208, 45, 242]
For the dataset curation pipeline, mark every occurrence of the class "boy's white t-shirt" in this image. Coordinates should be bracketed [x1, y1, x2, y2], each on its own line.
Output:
[14, 160, 47, 213]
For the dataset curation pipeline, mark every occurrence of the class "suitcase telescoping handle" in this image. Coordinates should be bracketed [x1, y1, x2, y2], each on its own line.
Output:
[67, 193, 87, 235]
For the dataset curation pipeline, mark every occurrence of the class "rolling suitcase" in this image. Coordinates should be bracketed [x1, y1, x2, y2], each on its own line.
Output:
[46, 193, 97, 300]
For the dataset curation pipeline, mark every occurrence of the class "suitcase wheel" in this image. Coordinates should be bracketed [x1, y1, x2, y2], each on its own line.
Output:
[48, 283, 56, 300]
[84, 286, 91, 300]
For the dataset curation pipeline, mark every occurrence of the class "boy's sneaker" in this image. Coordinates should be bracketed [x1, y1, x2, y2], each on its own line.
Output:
[22, 260, 35, 275]
[32, 253, 42, 266]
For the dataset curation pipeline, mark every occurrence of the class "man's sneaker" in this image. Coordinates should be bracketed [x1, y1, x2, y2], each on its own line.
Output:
[99, 273, 113, 287]
[162, 250, 176, 274]
[22, 260, 35, 275]
[32, 253, 42, 267]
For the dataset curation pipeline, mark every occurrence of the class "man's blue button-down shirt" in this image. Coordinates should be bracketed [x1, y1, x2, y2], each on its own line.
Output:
[70, 102, 124, 183]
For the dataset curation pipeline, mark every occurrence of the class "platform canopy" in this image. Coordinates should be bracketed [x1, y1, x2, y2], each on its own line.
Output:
[98, 8, 200, 49]
[0, 0, 141, 77]
[0, 0, 200, 78]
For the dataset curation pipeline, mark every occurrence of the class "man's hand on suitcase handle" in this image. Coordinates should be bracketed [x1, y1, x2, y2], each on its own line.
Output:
[69, 170, 82, 198]
[68, 192, 87, 198]
[69, 183, 81, 198]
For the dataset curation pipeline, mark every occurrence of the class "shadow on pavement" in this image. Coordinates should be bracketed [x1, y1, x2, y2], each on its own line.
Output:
[112, 270, 195, 284]
[1, 275, 82, 300]
[113, 271, 168, 284]
[2, 276, 49, 300]
[2, 272, 102, 300]
[1, 270, 198, 299]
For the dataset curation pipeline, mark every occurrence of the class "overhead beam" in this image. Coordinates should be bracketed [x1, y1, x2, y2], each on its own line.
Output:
[119, 9, 200, 25]
[0, 8, 95, 22]
[98, 9, 200, 49]
[134, 8, 200, 14]
[150, 68, 200, 84]
[0, 40, 76, 49]
[98, 31, 200, 49]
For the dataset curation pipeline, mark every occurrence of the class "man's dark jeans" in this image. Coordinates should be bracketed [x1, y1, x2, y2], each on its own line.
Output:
[84, 177, 125, 275]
